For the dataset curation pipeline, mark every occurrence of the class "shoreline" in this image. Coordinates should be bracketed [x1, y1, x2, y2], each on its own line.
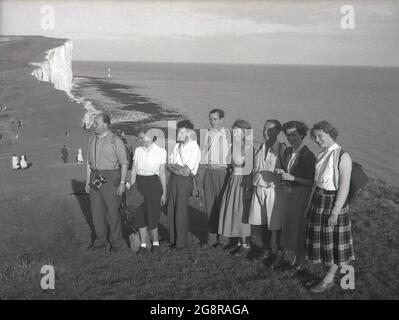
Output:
[70, 74, 182, 137]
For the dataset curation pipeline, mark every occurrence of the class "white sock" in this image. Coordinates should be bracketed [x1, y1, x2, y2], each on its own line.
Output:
[323, 272, 335, 283]
[242, 243, 250, 249]
[153, 241, 159, 246]
[140, 243, 147, 248]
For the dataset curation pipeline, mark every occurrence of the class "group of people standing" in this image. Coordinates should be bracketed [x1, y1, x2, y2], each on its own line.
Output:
[85, 110, 355, 293]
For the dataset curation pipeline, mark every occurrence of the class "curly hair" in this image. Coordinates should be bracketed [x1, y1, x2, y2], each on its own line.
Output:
[310, 121, 339, 141]
[177, 119, 194, 130]
[282, 121, 309, 140]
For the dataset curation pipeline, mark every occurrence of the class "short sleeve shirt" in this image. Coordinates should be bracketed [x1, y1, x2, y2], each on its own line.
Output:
[169, 140, 201, 175]
[134, 143, 167, 176]
[88, 131, 128, 170]
[202, 127, 231, 167]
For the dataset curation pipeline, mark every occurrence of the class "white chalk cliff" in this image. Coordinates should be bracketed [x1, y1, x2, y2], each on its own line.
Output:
[30, 39, 73, 94]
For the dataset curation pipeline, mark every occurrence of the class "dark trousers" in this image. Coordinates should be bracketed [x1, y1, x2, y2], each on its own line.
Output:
[136, 175, 163, 230]
[167, 174, 193, 248]
[203, 168, 228, 244]
[89, 169, 125, 249]
[262, 226, 282, 252]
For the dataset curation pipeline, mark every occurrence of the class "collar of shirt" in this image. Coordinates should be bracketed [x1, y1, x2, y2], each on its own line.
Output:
[209, 127, 227, 136]
[97, 130, 110, 140]
[292, 143, 305, 155]
[142, 143, 156, 153]
[319, 142, 339, 158]
[265, 139, 280, 154]
[180, 139, 196, 149]
[328, 143, 339, 152]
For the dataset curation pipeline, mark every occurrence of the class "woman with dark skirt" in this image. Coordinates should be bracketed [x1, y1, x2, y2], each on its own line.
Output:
[279, 121, 316, 271]
[305, 121, 354, 293]
[128, 127, 167, 255]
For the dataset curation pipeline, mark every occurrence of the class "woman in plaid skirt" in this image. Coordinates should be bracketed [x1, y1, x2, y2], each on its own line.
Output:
[304, 121, 355, 293]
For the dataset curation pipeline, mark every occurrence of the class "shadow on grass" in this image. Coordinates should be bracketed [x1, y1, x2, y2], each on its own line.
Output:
[71, 179, 95, 246]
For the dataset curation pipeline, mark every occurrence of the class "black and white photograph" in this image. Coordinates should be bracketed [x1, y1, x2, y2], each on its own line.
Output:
[0, 0, 398, 304]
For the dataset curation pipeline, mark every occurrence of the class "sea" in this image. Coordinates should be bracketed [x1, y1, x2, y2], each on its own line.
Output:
[72, 61, 399, 187]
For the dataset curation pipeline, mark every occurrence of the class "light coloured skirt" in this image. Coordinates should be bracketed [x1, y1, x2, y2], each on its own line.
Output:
[218, 174, 251, 238]
[248, 185, 285, 230]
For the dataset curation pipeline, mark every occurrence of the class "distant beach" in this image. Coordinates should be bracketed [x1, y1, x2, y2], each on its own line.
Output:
[72, 75, 181, 136]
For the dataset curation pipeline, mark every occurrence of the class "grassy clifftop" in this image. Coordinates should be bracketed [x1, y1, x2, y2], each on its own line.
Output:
[0, 36, 398, 300]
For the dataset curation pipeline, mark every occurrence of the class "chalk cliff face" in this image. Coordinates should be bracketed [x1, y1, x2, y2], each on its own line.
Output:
[30, 39, 73, 94]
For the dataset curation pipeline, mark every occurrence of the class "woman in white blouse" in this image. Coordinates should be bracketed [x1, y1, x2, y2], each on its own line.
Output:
[305, 121, 354, 293]
[128, 127, 167, 255]
[167, 120, 201, 250]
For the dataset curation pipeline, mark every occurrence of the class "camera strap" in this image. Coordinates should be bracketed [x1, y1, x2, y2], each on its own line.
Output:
[94, 135, 99, 169]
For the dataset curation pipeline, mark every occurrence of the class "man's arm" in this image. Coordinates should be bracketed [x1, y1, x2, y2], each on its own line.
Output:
[85, 138, 92, 193]
[85, 161, 91, 193]
[116, 163, 128, 196]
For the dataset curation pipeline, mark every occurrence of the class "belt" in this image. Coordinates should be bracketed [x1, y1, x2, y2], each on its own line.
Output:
[205, 165, 227, 170]
[91, 168, 119, 172]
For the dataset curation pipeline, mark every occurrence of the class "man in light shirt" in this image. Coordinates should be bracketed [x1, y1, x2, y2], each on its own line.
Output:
[202, 109, 231, 248]
[167, 120, 201, 250]
[85, 114, 129, 253]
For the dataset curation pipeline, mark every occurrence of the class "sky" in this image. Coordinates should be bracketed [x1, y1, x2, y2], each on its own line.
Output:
[1, 0, 398, 65]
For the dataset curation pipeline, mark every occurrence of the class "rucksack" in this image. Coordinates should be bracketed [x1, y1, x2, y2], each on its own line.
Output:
[110, 132, 134, 170]
[335, 149, 369, 203]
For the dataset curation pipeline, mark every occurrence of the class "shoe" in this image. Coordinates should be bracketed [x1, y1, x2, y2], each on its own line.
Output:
[233, 245, 251, 257]
[152, 245, 161, 254]
[271, 251, 284, 268]
[87, 243, 108, 253]
[310, 280, 335, 293]
[136, 247, 150, 256]
[201, 242, 218, 249]
[247, 249, 271, 263]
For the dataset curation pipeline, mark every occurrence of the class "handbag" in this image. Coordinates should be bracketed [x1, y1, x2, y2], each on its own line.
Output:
[191, 173, 201, 198]
[336, 149, 369, 203]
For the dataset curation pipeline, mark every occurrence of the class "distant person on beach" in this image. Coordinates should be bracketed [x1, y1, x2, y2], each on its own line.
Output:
[85, 114, 129, 253]
[167, 120, 201, 250]
[61, 145, 69, 163]
[278, 121, 316, 272]
[247, 119, 286, 266]
[20, 155, 28, 170]
[77, 148, 84, 164]
[127, 127, 167, 255]
[202, 109, 231, 248]
[218, 120, 253, 257]
[12, 154, 20, 170]
[304, 121, 354, 293]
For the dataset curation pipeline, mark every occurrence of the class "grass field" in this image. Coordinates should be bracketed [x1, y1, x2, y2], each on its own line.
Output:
[1, 177, 398, 300]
